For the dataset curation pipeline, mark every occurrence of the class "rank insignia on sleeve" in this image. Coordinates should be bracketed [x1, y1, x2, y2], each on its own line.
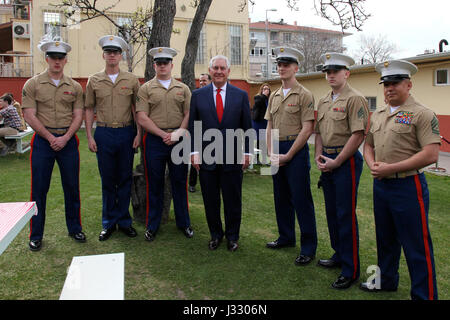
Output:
[22, 89, 26, 97]
[395, 111, 414, 124]
[357, 107, 365, 119]
[431, 115, 440, 135]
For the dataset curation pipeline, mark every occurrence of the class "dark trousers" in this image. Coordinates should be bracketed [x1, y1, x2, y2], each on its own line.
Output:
[189, 165, 197, 187]
[199, 166, 243, 241]
[29, 133, 82, 240]
[142, 132, 190, 232]
[373, 173, 438, 300]
[320, 151, 363, 279]
[94, 126, 135, 229]
[272, 142, 317, 256]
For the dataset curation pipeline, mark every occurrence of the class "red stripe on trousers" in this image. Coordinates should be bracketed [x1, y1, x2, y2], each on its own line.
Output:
[350, 157, 358, 279]
[142, 132, 150, 227]
[28, 133, 36, 238]
[75, 134, 82, 227]
[414, 175, 434, 300]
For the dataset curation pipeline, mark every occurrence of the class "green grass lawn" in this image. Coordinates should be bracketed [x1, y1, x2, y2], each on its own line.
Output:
[0, 130, 448, 300]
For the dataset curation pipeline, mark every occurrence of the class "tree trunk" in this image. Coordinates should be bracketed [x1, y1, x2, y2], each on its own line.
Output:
[144, 0, 176, 81]
[132, 0, 177, 225]
[181, 0, 213, 91]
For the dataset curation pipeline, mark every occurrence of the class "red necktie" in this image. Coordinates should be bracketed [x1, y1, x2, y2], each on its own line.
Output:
[216, 88, 224, 122]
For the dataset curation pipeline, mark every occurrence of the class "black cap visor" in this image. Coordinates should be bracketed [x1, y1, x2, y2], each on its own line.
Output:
[46, 52, 67, 59]
[103, 46, 122, 53]
[276, 57, 298, 64]
[154, 57, 173, 64]
[379, 74, 410, 84]
[322, 64, 348, 72]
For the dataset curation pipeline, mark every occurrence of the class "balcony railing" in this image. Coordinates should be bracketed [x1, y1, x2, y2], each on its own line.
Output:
[0, 53, 32, 77]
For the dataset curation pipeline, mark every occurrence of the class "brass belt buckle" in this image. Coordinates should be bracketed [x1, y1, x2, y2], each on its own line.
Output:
[111, 122, 120, 128]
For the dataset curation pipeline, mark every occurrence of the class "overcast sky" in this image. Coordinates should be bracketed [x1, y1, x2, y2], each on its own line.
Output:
[248, 0, 450, 59]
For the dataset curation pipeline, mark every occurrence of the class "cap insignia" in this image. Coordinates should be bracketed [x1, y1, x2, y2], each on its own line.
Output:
[158, 48, 163, 53]
[280, 48, 284, 53]
[109, 36, 114, 41]
[326, 54, 331, 59]
[384, 61, 389, 67]
[55, 41, 60, 47]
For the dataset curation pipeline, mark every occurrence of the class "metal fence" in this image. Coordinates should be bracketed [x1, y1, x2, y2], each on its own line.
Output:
[0, 54, 32, 77]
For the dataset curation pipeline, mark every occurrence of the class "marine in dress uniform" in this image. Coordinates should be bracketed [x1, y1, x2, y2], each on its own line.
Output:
[84, 35, 141, 241]
[265, 47, 317, 265]
[22, 39, 85, 251]
[360, 60, 440, 300]
[136, 47, 193, 242]
[315, 53, 369, 289]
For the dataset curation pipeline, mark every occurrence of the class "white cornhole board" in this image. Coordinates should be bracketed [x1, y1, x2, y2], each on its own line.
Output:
[60, 252, 125, 300]
[0, 202, 37, 256]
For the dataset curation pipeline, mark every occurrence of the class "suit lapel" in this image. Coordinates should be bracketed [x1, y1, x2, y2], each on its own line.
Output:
[207, 84, 219, 124]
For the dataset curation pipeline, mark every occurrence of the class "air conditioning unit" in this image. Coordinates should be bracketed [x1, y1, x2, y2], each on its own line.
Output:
[13, 22, 30, 39]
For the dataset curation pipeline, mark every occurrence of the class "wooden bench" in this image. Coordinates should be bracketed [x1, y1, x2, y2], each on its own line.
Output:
[4, 126, 34, 153]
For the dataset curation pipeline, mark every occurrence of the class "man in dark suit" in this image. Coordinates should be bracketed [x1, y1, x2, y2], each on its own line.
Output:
[189, 55, 252, 252]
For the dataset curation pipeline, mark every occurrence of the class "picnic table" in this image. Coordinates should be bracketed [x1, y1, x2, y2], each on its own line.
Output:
[0, 202, 37, 255]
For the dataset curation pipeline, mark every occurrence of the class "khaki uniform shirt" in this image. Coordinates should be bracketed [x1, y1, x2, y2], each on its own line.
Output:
[21, 71, 83, 128]
[366, 95, 441, 166]
[315, 83, 369, 147]
[264, 81, 315, 138]
[84, 70, 140, 125]
[135, 77, 191, 129]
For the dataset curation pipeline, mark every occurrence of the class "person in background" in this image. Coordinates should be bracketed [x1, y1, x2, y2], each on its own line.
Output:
[251, 83, 271, 154]
[188, 73, 211, 193]
[6, 93, 27, 131]
[0, 94, 22, 156]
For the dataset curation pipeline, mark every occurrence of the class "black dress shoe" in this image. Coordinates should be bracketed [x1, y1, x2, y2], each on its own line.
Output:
[359, 281, 397, 293]
[188, 186, 196, 193]
[99, 228, 115, 241]
[119, 226, 137, 238]
[208, 238, 221, 250]
[318, 259, 342, 269]
[266, 239, 295, 249]
[294, 255, 314, 266]
[69, 231, 86, 243]
[227, 240, 239, 252]
[181, 226, 194, 238]
[332, 275, 359, 289]
[144, 229, 156, 242]
[29, 240, 42, 251]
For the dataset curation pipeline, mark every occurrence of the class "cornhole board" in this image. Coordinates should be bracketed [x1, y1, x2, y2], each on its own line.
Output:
[0, 202, 37, 256]
[60, 252, 125, 300]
